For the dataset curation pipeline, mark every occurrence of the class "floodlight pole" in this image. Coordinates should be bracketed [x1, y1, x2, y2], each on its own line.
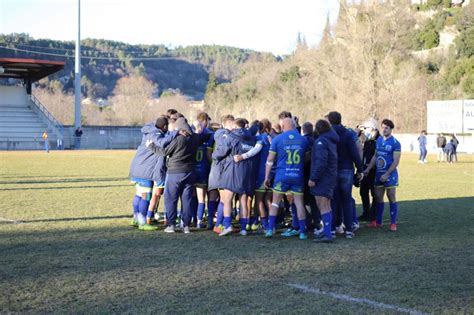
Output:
[74, 0, 81, 129]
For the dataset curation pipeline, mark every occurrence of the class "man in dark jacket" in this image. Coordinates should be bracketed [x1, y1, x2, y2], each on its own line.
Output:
[129, 116, 176, 230]
[309, 119, 339, 243]
[301, 122, 322, 234]
[358, 128, 379, 222]
[326, 111, 363, 239]
[436, 134, 447, 162]
[147, 117, 201, 234]
[212, 118, 257, 236]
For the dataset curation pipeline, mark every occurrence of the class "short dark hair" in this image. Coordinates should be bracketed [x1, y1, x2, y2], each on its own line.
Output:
[301, 121, 313, 135]
[235, 118, 247, 128]
[166, 109, 178, 117]
[221, 114, 235, 124]
[315, 119, 332, 134]
[421, 130, 426, 134]
[155, 116, 169, 130]
[169, 112, 184, 123]
[326, 111, 342, 125]
[278, 111, 292, 120]
[197, 112, 210, 122]
[260, 118, 272, 134]
[381, 119, 395, 129]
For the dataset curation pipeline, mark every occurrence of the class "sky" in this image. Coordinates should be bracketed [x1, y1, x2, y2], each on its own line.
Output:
[0, 0, 340, 56]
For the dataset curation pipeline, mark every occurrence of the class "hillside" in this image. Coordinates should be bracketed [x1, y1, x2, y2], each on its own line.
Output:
[0, 34, 274, 100]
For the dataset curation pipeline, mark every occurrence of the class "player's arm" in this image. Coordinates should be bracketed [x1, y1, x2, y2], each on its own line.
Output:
[149, 130, 178, 149]
[234, 142, 263, 162]
[264, 151, 276, 188]
[147, 136, 179, 156]
[348, 135, 364, 174]
[211, 137, 231, 161]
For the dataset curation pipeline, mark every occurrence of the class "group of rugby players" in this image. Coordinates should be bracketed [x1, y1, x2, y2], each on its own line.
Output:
[129, 109, 401, 242]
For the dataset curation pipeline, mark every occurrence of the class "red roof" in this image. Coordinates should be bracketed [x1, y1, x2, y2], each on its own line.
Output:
[0, 58, 65, 82]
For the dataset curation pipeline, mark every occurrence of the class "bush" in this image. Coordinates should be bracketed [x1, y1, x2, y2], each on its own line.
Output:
[462, 73, 474, 96]
[456, 27, 474, 58]
[421, 28, 440, 49]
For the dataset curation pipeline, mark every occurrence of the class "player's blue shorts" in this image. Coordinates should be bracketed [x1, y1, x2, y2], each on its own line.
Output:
[272, 178, 304, 195]
[195, 171, 209, 187]
[375, 171, 399, 188]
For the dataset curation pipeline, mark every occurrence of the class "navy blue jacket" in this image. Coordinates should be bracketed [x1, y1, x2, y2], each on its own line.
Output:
[129, 123, 176, 181]
[310, 129, 339, 184]
[208, 128, 229, 191]
[332, 124, 363, 173]
[212, 128, 257, 194]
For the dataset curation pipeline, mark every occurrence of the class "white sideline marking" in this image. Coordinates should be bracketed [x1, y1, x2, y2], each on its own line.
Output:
[288, 283, 430, 315]
[0, 217, 22, 224]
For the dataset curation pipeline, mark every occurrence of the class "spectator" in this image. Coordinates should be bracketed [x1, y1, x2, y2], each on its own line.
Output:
[436, 133, 447, 162]
[451, 135, 459, 162]
[42, 130, 49, 153]
[358, 127, 379, 222]
[57, 136, 63, 150]
[74, 127, 83, 150]
[417, 130, 428, 164]
[445, 140, 455, 163]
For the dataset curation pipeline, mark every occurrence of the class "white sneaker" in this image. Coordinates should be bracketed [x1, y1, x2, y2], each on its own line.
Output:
[164, 225, 175, 233]
[239, 229, 247, 236]
[219, 226, 233, 236]
[336, 224, 345, 234]
[314, 225, 324, 237]
[183, 226, 190, 234]
[352, 222, 360, 232]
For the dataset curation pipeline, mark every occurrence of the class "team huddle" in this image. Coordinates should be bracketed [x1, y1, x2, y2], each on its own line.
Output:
[129, 109, 401, 242]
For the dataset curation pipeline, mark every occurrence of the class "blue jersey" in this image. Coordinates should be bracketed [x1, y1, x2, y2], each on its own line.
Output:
[195, 128, 214, 181]
[375, 136, 401, 174]
[270, 129, 308, 184]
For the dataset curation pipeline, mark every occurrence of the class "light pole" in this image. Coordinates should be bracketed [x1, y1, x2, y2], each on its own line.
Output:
[74, 0, 81, 130]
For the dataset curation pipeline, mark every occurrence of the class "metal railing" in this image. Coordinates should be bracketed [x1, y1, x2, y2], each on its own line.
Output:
[30, 94, 64, 138]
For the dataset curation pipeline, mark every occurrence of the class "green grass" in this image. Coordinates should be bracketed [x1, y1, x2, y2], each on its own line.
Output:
[0, 151, 473, 314]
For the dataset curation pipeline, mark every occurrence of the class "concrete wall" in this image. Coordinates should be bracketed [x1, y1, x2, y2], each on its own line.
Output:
[62, 125, 142, 149]
[0, 86, 27, 105]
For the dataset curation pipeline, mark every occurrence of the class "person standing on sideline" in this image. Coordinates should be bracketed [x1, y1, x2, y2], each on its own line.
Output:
[417, 130, 428, 164]
[74, 127, 83, 150]
[451, 135, 459, 162]
[358, 127, 379, 222]
[436, 133, 446, 162]
[42, 130, 49, 153]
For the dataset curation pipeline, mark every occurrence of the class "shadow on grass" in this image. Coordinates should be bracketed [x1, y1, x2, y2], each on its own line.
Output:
[0, 184, 131, 191]
[0, 197, 472, 313]
[13, 215, 132, 224]
[0, 177, 128, 185]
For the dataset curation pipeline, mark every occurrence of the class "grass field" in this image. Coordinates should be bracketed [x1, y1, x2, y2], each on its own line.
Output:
[0, 150, 473, 314]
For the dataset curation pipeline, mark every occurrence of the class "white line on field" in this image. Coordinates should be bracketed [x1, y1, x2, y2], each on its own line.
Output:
[0, 217, 22, 224]
[287, 283, 430, 315]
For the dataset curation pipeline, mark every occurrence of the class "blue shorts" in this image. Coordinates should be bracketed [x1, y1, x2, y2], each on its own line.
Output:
[272, 178, 304, 195]
[195, 171, 209, 186]
[131, 177, 154, 188]
[375, 171, 399, 188]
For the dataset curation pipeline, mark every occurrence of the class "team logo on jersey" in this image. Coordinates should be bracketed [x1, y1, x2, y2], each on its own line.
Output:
[385, 145, 392, 151]
[289, 134, 294, 139]
[376, 157, 387, 169]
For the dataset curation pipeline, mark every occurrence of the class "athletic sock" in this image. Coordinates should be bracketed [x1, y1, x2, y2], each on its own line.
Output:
[207, 200, 217, 227]
[291, 203, 298, 229]
[138, 199, 150, 226]
[132, 195, 141, 220]
[240, 217, 248, 230]
[389, 202, 398, 225]
[216, 202, 224, 226]
[322, 212, 333, 238]
[261, 217, 269, 230]
[269, 215, 277, 231]
[223, 216, 232, 229]
[298, 219, 307, 234]
[376, 202, 384, 225]
[197, 203, 205, 221]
